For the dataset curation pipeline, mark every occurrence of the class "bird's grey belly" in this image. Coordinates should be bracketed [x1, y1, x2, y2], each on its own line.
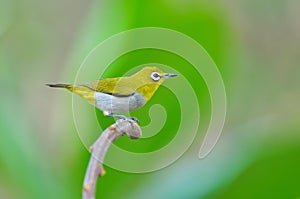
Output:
[94, 92, 146, 113]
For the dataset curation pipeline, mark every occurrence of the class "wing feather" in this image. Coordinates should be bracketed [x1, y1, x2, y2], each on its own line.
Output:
[82, 78, 135, 96]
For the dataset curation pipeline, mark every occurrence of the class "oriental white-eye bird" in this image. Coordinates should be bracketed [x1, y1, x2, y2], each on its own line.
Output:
[47, 67, 178, 121]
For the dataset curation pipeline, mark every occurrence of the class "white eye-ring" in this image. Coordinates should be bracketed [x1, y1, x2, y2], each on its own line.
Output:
[150, 72, 161, 81]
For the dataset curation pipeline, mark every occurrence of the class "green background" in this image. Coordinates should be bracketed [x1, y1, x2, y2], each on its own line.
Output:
[1, 0, 299, 198]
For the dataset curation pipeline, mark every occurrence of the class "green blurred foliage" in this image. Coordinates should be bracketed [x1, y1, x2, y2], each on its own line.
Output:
[0, 0, 299, 199]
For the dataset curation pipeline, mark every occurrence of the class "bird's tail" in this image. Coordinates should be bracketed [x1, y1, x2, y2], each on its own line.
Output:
[46, 83, 72, 89]
[46, 83, 95, 104]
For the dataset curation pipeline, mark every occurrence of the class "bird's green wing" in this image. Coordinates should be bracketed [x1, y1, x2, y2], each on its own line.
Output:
[82, 77, 135, 96]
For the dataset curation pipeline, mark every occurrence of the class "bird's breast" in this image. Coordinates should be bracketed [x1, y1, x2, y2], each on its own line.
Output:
[94, 92, 146, 113]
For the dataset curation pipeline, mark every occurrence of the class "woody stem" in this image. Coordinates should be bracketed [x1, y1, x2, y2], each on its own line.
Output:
[82, 119, 142, 199]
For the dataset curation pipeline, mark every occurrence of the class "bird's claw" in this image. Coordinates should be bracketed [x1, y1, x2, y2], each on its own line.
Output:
[120, 116, 139, 125]
[129, 117, 139, 124]
[104, 112, 139, 125]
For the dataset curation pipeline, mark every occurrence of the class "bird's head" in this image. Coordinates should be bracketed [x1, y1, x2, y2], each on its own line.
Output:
[130, 66, 178, 101]
[132, 66, 178, 84]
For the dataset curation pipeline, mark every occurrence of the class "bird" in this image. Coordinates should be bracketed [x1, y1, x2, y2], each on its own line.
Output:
[46, 66, 178, 122]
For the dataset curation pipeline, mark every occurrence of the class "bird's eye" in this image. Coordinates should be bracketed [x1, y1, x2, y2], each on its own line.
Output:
[150, 72, 161, 81]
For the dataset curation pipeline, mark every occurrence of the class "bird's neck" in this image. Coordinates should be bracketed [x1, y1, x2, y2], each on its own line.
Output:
[136, 84, 160, 101]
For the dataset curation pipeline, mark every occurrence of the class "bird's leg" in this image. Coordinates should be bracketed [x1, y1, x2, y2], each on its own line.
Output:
[103, 111, 139, 124]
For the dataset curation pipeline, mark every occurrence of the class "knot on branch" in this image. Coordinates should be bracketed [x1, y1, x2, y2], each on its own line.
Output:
[115, 119, 142, 139]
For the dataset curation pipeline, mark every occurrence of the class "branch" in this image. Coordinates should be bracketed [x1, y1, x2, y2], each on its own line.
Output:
[82, 119, 142, 199]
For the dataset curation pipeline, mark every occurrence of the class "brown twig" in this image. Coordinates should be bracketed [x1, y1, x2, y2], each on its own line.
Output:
[82, 119, 142, 199]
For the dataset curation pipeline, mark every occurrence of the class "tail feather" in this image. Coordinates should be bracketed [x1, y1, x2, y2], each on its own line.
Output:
[46, 83, 95, 104]
[46, 83, 71, 88]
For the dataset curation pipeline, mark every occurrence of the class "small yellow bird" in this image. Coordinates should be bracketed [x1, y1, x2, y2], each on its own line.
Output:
[47, 67, 177, 121]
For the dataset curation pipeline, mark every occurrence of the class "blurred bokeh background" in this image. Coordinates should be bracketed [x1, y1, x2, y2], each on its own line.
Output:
[1, 0, 300, 198]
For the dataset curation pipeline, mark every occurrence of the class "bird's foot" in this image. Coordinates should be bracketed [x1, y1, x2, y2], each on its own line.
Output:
[103, 112, 139, 124]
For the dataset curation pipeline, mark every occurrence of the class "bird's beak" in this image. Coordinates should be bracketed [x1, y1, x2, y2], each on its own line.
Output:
[162, 73, 178, 78]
